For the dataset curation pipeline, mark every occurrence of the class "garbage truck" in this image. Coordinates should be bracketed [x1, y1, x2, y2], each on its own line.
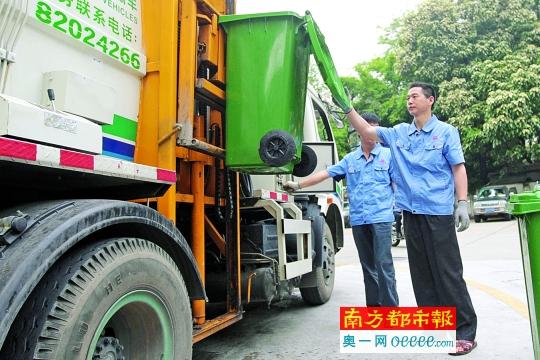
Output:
[0, 0, 351, 358]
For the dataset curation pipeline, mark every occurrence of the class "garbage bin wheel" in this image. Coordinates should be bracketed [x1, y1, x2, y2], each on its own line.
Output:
[259, 130, 296, 167]
[293, 144, 318, 177]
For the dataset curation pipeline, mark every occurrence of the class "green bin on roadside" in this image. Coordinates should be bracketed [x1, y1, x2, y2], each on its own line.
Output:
[219, 11, 351, 174]
[509, 189, 540, 359]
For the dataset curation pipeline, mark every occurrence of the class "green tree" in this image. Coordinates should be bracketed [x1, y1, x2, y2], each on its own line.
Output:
[394, 0, 537, 84]
[438, 48, 540, 185]
[342, 52, 409, 126]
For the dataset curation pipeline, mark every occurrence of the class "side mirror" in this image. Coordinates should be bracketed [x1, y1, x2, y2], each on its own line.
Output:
[330, 113, 344, 129]
[347, 127, 360, 150]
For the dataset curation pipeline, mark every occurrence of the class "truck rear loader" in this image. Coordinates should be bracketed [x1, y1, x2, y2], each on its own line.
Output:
[0, 0, 347, 358]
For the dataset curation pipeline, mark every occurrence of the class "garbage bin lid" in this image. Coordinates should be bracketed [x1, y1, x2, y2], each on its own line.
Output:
[305, 11, 352, 112]
[509, 189, 540, 215]
[219, 11, 303, 27]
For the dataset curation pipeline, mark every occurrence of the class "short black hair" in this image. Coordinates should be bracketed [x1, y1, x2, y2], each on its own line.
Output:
[360, 112, 380, 125]
[409, 81, 437, 105]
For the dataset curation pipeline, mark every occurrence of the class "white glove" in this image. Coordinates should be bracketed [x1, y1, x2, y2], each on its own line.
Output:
[283, 181, 300, 192]
[454, 201, 470, 232]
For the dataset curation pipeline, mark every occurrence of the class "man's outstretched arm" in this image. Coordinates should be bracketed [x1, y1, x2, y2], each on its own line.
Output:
[283, 170, 331, 192]
[346, 109, 380, 142]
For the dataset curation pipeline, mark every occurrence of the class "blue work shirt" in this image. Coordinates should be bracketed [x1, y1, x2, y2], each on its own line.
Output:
[376, 115, 465, 215]
[327, 143, 395, 225]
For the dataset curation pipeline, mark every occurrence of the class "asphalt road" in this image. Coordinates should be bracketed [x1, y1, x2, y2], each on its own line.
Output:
[193, 219, 535, 360]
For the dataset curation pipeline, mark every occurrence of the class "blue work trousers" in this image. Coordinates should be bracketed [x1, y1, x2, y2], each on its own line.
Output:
[352, 222, 399, 306]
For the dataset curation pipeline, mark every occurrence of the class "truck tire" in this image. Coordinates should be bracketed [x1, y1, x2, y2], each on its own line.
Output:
[292, 144, 317, 177]
[474, 215, 481, 223]
[258, 130, 296, 167]
[0, 238, 192, 360]
[300, 223, 335, 305]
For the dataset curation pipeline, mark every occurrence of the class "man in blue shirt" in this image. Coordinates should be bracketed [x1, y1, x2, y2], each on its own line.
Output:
[284, 113, 399, 307]
[345, 82, 477, 355]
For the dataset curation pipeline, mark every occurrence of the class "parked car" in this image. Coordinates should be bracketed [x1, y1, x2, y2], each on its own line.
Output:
[472, 185, 517, 222]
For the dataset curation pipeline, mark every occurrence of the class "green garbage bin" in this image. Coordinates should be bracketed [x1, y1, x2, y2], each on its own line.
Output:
[509, 189, 540, 359]
[220, 12, 309, 173]
[219, 11, 351, 174]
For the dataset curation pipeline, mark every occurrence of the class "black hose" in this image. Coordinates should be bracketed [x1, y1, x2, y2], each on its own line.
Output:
[211, 124, 226, 223]
[239, 173, 252, 198]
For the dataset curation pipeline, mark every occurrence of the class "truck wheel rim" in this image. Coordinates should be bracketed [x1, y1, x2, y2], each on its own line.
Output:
[86, 290, 173, 360]
[322, 236, 335, 285]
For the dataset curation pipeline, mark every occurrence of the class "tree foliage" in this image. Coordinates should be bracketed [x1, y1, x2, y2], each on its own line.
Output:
[343, 0, 540, 190]
[342, 52, 409, 127]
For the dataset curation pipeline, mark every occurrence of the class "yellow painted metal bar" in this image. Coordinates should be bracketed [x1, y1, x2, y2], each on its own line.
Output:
[197, 0, 221, 15]
[215, 24, 226, 84]
[192, 114, 207, 324]
[191, 160, 206, 324]
[137, 0, 179, 222]
[192, 311, 243, 344]
[135, 1, 160, 166]
[156, 0, 180, 222]
[204, 215, 226, 255]
[196, 78, 225, 101]
[177, 0, 198, 145]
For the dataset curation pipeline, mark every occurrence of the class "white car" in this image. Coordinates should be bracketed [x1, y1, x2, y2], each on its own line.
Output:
[473, 185, 517, 222]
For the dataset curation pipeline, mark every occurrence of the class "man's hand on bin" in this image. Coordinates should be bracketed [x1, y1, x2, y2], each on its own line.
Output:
[283, 181, 300, 193]
[332, 95, 352, 114]
[454, 200, 470, 232]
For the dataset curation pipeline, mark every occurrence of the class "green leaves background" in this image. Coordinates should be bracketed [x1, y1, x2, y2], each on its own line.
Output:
[323, 0, 540, 190]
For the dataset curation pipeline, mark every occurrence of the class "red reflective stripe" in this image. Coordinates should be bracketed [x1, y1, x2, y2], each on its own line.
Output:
[60, 149, 94, 170]
[269, 192, 277, 200]
[0, 137, 37, 161]
[282, 194, 289, 201]
[0, 137, 177, 185]
[157, 169, 177, 183]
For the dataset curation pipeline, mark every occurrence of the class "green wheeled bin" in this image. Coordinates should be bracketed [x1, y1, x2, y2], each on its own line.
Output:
[220, 12, 310, 173]
[219, 11, 351, 174]
[509, 188, 540, 359]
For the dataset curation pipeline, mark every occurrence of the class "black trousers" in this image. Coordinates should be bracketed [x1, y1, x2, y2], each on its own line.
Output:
[403, 211, 477, 340]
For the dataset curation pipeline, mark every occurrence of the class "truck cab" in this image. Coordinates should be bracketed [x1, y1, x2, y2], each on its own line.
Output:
[473, 185, 517, 222]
